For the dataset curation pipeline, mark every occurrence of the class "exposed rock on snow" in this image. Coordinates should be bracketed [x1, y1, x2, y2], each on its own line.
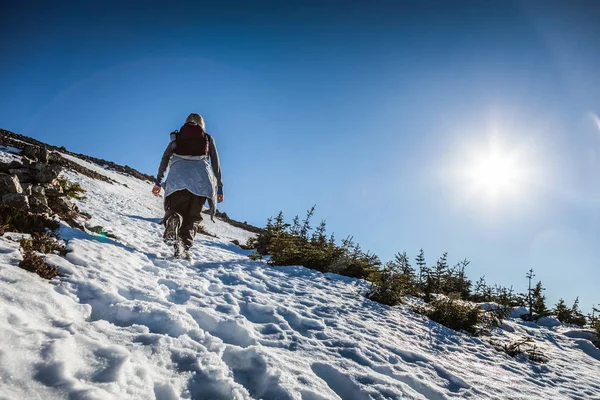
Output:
[32, 162, 62, 183]
[2, 193, 30, 209]
[23, 143, 50, 163]
[0, 174, 23, 195]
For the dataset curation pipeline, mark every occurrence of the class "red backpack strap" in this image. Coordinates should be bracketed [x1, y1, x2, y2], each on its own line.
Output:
[205, 133, 210, 155]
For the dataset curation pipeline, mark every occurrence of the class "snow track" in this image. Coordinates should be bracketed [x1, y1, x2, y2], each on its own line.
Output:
[1, 150, 599, 399]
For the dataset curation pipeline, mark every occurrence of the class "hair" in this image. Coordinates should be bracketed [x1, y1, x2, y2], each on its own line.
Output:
[185, 113, 205, 130]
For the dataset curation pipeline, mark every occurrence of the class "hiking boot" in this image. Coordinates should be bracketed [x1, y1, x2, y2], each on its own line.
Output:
[173, 239, 183, 258]
[173, 240, 192, 260]
[182, 249, 192, 261]
[163, 214, 182, 245]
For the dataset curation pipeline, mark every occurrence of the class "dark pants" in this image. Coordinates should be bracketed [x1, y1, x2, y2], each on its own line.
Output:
[164, 189, 206, 249]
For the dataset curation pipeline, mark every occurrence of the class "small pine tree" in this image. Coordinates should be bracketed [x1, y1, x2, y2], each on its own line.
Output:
[366, 260, 404, 306]
[553, 298, 570, 323]
[531, 281, 550, 317]
[299, 205, 315, 240]
[569, 297, 587, 326]
[393, 252, 418, 295]
[310, 220, 327, 246]
[452, 259, 472, 299]
[433, 252, 449, 294]
[415, 249, 426, 289]
[592, 305, 600, 343]
[589, 304, 599, 328]
[471, 276, 489, 302]
[525, 269, 536, 316]
[290, 215, 301, 236]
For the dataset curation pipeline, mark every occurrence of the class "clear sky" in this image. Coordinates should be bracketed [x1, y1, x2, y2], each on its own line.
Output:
[2, 1, 599, 311]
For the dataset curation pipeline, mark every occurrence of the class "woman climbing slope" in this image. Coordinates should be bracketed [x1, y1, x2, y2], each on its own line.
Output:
[152, 113, 224, 259]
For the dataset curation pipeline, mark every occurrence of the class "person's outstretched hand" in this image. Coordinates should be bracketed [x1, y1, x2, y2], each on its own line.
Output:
[152, 185, 161, 196]
[217, 194, 224, 203]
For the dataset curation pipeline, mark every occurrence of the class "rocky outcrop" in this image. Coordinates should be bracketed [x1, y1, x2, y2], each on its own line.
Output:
[1, 128, 154, 183]
[48, 152, 116, 184]
[0, 152, 86, 226]
[203, 209, 264, 234]
[23, 144, 49, 164]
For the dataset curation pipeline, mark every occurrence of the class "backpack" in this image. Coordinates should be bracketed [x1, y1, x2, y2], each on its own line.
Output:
[171, 123, 210, 156]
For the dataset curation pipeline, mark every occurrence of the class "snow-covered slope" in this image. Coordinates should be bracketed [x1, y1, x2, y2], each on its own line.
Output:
[0, 149, 599, 400]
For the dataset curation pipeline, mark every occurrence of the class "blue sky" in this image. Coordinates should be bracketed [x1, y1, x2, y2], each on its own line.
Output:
[2, 1, 599, 310]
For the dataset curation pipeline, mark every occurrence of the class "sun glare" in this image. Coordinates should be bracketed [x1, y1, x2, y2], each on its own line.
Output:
[446, 129, 541, 211]
[469, 151, 519, 197]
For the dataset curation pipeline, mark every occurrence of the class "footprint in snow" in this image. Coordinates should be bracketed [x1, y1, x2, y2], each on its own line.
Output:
[239, 301, 280, 324]
[311, 363, 370, 400]
[277, 307, 325, 336]
[222, 346, 294, 400]
[187, 307, 256, 348]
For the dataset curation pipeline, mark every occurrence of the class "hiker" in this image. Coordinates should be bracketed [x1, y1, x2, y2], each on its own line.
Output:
[152, 113, 223, 258]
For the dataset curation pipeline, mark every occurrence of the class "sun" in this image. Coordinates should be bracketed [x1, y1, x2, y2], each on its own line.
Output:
[445, 130, 541, 210]
[468, 150, 520, 197]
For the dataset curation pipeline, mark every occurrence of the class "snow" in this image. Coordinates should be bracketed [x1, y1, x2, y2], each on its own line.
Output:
[0, 146, 22, 163]
[1, 150, 600, 399]
[537, 316, 562, 328]
[510, 306, 529, 318]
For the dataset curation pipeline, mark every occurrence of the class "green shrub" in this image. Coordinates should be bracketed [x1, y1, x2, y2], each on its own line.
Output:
[57, 177, 86, 200]
[479, 305, 512, 334]
[490, 337, 549, 364]
[19, 248, 61, 280]
[20, 233, 68, 256]
[553, 298, 587, 326]
[592, 318, 600, 349]
[0, 205, 59, 234]
[248, 208, 380, 280]
[366, 252, 420, 306]
[365, 265, 405, 306]
[414, 296, 482, 335]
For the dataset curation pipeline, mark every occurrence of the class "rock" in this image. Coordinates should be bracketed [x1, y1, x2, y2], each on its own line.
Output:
[0, 175, 23, 195]
[22, 183, 33, 196]
[23, 144, 38, 160]
[50, 196, 77, 216]
[34, 164, 61, 184]
[31, 186, 48, 205]
[44, 187, 62, 199]
[0, 161, 23, 174]
[8, 161, 23, 169]
[8, 169, 30, 183]
[48, 152, 62, 164]
[39, 149, 50, 164]
[29, 196, 52, 214]
[23, 145, 49, 163]
[44, 179, 64, 194]
[2, 193, 29, 209]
